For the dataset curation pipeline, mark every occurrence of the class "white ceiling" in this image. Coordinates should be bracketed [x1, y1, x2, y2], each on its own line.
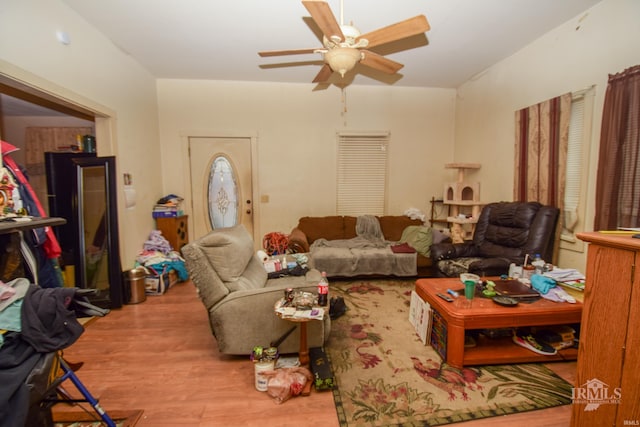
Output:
[59, 0, 601, 89]
[0, 0, 602, 117]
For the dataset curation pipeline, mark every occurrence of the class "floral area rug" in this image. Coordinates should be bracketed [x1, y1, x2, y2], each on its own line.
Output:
[325, 279, 573, 426]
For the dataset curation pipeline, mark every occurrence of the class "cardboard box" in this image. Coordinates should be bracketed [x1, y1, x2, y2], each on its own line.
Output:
[409, 290, 432, 345]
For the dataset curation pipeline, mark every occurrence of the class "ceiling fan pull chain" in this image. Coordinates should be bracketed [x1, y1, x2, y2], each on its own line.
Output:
[341, 87, 348, 126]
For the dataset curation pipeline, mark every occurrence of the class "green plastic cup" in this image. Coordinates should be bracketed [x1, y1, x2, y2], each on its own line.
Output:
[464, 280, 476, 300]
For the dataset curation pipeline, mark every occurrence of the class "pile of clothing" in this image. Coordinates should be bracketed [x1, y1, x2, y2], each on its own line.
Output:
[1, 140, 63, 288]
[135, 230, 189, 282]
[0, 279, 107, 427]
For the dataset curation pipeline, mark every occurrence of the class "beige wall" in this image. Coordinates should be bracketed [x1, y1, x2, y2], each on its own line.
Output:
[3, 0, 639, 274]
[0, 0, 162, 266]
[2, 116, 94, 166]
[157, 80, 456, 242]
[453, 0, 640, 272]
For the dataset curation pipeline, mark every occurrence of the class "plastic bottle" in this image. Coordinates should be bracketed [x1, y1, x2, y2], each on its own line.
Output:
[532, 253, 545, 275]
[317, 271, 329, 306]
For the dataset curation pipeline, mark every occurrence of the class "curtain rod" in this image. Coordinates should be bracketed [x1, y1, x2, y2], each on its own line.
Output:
[608, 64, 640, 82]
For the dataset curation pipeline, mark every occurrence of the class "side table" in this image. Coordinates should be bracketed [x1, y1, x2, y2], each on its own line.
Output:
[274, 298, 325, 367]
[285, 317, 313, 366]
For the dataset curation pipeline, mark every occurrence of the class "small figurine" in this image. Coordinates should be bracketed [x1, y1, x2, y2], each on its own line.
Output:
[482, 280, 497, 297]
[0, 168, 16, 215]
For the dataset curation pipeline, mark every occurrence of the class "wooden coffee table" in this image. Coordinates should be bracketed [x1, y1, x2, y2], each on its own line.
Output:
[415, 277, 582, 369]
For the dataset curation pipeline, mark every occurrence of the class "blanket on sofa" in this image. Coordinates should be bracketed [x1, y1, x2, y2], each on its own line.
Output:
[309, 216, 417, 277]
[310, 246, 417, 277]
[311, 215, 388, 249]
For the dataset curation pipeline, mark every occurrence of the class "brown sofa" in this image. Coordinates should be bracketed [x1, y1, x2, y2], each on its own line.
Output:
[289, 215, 443, 277]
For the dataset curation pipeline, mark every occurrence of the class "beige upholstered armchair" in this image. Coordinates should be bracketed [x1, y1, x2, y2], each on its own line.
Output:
[181, 224, 330, 355]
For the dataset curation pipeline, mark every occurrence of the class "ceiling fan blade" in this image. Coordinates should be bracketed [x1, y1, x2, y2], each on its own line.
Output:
[358, 15, 430, 49]
[360, 51, 404, 74]
[302, 0, 344, 42]
[312, 64, 334, 83]
[259, 48, 319, 57]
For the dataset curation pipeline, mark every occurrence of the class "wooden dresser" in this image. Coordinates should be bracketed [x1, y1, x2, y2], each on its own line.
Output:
[156, 215, 189, 251]
[571, 232, 640, 426]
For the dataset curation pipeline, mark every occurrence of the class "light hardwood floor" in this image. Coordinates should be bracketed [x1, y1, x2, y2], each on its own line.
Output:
[53, 281, 576, 427]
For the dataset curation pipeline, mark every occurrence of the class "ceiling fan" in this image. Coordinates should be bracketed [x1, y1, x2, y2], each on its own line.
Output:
[258, 0, 430, 84]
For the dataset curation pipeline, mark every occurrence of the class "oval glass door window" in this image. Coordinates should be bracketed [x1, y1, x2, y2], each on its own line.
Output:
[208, 156, 239, 229]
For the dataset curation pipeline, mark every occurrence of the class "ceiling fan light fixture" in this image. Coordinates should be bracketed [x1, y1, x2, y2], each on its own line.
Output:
[259, 1, 430, 86]
[325, 48, 362, 77]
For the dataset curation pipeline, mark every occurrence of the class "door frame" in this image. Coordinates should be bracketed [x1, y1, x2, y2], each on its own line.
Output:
[180, 130, 260, 246]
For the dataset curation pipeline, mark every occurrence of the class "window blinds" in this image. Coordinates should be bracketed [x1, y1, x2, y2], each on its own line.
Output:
[563, 95, 585, 232]
[336, 132, 389, 216]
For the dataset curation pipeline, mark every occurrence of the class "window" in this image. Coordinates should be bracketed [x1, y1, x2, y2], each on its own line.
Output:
[560, 87, 595, 247]
[336, 132, 389, 216]
[207, 155, 239, 229]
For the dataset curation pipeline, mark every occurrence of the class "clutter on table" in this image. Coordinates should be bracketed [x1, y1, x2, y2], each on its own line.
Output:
[501, 254, 585, 302]
[274, 294, 325, 320]
[258, 251, 310, 278]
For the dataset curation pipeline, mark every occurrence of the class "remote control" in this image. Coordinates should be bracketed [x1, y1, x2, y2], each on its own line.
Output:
[436, 293, 454, 302]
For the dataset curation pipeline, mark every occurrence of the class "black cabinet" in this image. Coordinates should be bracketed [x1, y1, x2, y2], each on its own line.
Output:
[45, 152, 96, 267]
[45, 153, 123, 308]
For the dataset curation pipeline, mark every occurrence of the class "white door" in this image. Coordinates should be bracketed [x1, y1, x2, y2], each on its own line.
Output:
[188, 137, 253, 239]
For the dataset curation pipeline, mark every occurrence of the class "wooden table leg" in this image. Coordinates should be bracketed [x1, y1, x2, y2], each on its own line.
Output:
[447, 323, 465, 369]
[298, 322, 312, 396]
[298, 322, 309, 367]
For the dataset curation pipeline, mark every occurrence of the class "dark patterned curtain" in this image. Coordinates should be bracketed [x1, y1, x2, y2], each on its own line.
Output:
[594, 65, 640, 230]
[514, 93, 572, 263]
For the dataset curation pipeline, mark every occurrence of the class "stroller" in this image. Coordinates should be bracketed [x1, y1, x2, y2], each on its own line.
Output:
[1, 284, 115, 427]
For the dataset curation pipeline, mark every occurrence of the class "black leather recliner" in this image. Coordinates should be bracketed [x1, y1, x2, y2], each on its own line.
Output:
[430, 201, 560, 277]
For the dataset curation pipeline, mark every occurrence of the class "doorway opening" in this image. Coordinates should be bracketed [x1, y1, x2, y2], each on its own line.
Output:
[0, 72, 123, 306]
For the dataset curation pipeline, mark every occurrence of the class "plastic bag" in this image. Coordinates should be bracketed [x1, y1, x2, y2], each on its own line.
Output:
[264, 367, 313, 404]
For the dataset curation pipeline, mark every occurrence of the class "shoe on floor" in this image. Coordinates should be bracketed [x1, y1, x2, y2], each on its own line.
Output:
[513, 334, 557, 355]
[464, 335, 477, 348]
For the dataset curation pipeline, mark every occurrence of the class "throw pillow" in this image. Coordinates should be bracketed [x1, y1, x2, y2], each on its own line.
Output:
[399, 225, 433, 257]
